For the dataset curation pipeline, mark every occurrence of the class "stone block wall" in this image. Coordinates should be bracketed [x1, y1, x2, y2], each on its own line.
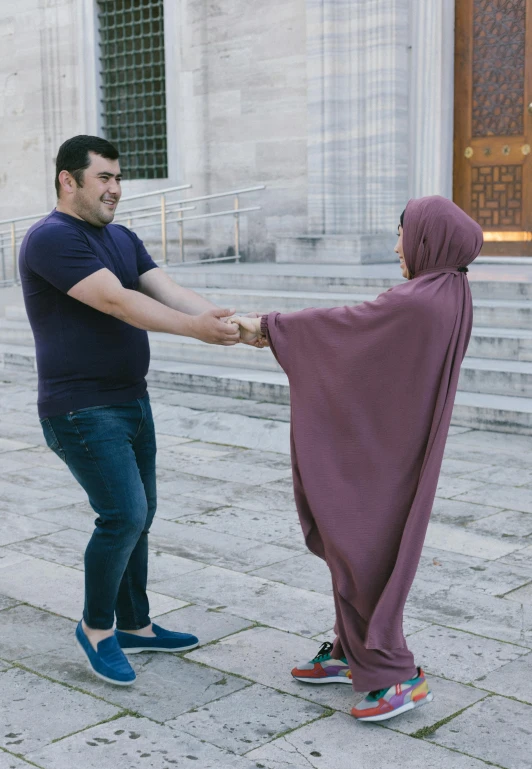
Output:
[0, 0, 81, 221]
[173, 0, 308, 261]
[0, 0, 456, 264]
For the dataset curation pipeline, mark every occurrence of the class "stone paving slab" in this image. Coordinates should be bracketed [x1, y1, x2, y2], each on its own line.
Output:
[473, 650, 532, 703]
[0, 437, 34, 453]
[149, 517, 297, 573]
[21, 649, 250, 723]
[247, 712, 490, 768]
[414, 547, 532, 597]
[405, 586, 532, 646]
[157, 566, 335, 636]
[147, 550, 208, 584]
[0, 604, 74, 661]
[467, 509, 532, 539]
[424, 520, 524, 560]
[168, 683, 327, 754]
[428, 695, 532, 769]
[406, 625, 527, 682]
[504, 581, 532, 604]
[455, 482, 532, 514]
[153, 402, 291, 454]
[6, 529, 88, 569]
[182, 504, 301, 543]
[250, 552, 333, 595]
[27, 715, 260, 769]
[153, 604, 253, 645]
[0, 754, 38, 769]
[0, 667, 120, 754]
[188, 627, 359, 712]
[439, 457, 493, 476]
[499, 543, 532, 568]
[23, 501, 101, 533]
[154, 493, 225, 520]
[0, 593, 20, 611]
[434, 475, 485, 499]
[0, 555, 186, 621]
[466, 463, 532, 487]
[182, 479, 298, 518]
[431, 497, 505, 524]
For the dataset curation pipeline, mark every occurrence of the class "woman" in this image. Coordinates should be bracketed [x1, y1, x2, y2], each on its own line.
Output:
[235, 196, 483, 722]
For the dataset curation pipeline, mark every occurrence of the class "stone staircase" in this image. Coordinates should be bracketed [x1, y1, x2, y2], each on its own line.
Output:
[2, 261, 532, 434]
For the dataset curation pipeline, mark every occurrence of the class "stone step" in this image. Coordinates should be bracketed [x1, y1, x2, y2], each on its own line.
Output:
[452, 391, 532, 434]
[6, 289, 532, 329]
[3, 317, 532, 367]
[166, 263, 532, 301]
[3, 344, 532, 435]
[12, 287, 519, 328]
[467, 327, 532, 361]
[460, 357, 532, 398]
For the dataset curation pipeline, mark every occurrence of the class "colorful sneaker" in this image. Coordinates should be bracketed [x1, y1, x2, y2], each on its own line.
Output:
[115, 623, 199, 654]
[291, 641, 352, 684]
[351, 667, 433, 722]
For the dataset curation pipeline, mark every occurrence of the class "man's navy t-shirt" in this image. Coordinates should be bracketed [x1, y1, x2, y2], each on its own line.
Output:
[19, 210, 158, 418]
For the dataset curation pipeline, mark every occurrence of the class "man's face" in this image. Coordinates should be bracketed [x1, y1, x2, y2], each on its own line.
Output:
[70, 152, 122, 227]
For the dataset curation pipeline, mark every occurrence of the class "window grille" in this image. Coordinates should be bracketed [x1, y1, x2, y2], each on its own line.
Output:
[98, 0, 168, 179]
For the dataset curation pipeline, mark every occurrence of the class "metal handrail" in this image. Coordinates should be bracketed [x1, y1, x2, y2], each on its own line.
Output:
[164, 185, 266, 207]
[119, 184, 191, 202]
[169, 206, 260, 224]
[0, 183, 265, 283]
[114, 205, 196, 225]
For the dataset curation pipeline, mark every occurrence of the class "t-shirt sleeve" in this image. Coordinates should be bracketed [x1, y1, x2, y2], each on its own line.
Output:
[23, 224, 106, 294]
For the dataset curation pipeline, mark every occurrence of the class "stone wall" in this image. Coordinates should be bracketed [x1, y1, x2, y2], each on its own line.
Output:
[0, 0, 81, 221]
[0, 0, 456, 264]
[173, 0, 308, 261]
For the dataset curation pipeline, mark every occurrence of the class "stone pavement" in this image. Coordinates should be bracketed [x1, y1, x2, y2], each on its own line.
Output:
[1, 370, 532, 769]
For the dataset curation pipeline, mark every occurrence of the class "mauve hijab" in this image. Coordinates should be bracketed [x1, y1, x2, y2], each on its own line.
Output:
[261, 196, 483, 661]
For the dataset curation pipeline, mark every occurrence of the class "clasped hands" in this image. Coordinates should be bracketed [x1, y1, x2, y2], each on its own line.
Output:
[226, 313, 269, 349]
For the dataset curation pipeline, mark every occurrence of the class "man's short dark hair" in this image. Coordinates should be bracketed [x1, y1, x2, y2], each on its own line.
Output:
[55, 135, 119, 196]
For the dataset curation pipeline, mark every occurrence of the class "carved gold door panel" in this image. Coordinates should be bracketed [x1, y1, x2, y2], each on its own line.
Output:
[454, 0, 532, 255]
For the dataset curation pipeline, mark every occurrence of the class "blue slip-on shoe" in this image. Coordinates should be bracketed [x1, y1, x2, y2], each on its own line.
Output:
[115, 623, 199, 654]
[76, 621, 136, 686]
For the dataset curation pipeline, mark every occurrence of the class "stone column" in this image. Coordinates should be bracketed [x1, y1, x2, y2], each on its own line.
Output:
[408, 0, 455, 199]
[277, 0, 409, 263]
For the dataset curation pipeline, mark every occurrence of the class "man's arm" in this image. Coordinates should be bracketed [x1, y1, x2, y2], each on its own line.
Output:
[138, 267, 217, 315]
[68, 268, 240, 345]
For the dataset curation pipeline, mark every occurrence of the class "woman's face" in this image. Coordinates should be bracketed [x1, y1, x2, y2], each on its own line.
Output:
[394, 225, 410, 279]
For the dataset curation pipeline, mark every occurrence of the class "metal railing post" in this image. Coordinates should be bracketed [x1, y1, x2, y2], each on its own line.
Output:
[1, 241, 6, 283]
[234, 195, 240, 262]
[160, 194, 167, 264]
[178, 210, 184, 262]
[11, 222, 17, 283]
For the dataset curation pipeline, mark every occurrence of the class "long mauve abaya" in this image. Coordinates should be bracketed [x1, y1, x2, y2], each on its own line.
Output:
[260, 196, 483, 692]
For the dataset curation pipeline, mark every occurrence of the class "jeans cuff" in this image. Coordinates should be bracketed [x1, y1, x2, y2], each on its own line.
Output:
[115, 616, 152, 631]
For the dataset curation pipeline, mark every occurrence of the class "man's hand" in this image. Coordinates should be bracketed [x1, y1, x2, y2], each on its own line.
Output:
[190, 307, 241, 345]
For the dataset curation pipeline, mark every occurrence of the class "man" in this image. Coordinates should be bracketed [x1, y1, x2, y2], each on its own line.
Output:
[19, 135, 242, 686]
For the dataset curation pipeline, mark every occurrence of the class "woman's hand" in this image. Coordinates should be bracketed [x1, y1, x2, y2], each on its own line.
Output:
[231, 315, 270, 348]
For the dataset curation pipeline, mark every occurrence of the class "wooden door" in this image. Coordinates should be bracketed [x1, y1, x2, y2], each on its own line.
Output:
[454, 0, 532, 255]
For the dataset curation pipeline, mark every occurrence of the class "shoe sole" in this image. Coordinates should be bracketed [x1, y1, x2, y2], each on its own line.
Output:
[121, 641, 200, 654]
[76, 640, 136, 686]
[354, 691, 434, 722]
[292, 674, 353, 685]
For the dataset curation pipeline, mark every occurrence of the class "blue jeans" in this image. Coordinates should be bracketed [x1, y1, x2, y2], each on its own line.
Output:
[40, 394, 157, 630]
